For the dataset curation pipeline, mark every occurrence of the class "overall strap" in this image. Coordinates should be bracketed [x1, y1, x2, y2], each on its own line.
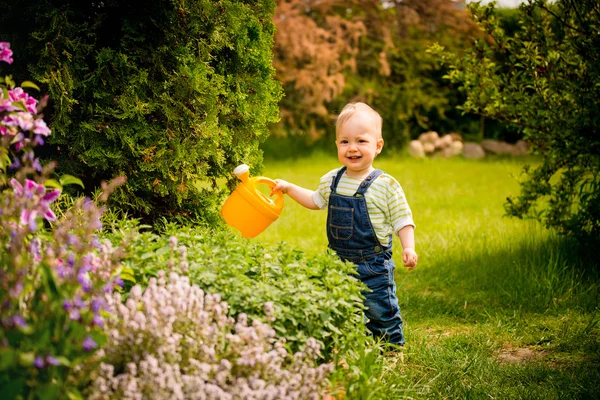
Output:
[330, 166, 347, 193]
[355, 169, 383, 196]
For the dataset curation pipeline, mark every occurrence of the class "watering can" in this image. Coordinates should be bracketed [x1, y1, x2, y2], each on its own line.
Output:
[220, 164, 284, 238]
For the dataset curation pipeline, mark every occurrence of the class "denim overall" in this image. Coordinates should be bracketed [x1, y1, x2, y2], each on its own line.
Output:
[327, 167, 404, 345]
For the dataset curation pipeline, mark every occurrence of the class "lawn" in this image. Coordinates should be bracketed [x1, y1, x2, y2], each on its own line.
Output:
[245, 152, 600, 399]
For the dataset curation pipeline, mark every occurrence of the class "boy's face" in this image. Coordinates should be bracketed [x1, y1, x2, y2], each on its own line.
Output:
[335, 112, 384, 178]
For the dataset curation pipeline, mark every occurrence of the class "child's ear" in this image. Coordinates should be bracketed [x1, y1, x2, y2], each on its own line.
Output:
[376, 138, 384, 154]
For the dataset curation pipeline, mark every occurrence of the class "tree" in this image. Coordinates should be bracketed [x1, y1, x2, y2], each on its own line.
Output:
[0, 0, 282, 224]
[272, 0, 373, 138]
[271, 0, 483, 147]
[429, 0, 600, 242]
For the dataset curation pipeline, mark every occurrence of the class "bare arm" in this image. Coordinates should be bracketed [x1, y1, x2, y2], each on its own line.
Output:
[398, 225, 415, 250]
[273, 180, 320, 210]
[398, 225, 418, 270]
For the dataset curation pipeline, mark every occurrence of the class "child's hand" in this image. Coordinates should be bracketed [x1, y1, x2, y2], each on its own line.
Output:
[402, 248, 418, 270]
[272, 179, 291, 195]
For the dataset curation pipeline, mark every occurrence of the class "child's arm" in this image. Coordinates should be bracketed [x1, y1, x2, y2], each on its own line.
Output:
[273, 180, 320, 210]
[398, 225, 418, 270]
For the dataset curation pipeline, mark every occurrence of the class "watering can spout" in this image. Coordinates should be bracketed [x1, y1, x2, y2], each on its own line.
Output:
[220, 164, 284, 238]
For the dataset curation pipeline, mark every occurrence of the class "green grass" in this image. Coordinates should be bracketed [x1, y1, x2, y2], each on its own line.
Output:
[240, 152, 600, 399]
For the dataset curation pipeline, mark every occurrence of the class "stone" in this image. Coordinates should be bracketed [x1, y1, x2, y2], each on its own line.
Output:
[449, 140, 463, 156]
[449, 132, 463, 142]
[408, 140, 425, 158]
[515, 139, 530, 154]
[481, 139, 520, 156]
[423, 142, 435, 154]
[418, 131, 439, 145]
[463, 142, 485, 159]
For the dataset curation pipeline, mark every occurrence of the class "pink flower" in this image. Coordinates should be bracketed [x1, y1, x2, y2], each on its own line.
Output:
[9, 88, 38, 114]
[33, 119, 51, 136]
[0, 42, 13, 64]
[10, 178, 61, 228]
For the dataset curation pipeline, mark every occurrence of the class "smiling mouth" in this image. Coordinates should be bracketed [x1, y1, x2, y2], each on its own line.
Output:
[347, 155, 361, 159]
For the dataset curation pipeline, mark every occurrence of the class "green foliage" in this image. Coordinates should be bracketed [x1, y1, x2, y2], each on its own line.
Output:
[429, 0, 600, 242]
[102, 220, 370, 361]
[0, 0, 282, 224]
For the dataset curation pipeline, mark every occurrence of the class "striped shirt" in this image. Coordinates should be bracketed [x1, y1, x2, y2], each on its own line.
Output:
[312, 168, 415, 247]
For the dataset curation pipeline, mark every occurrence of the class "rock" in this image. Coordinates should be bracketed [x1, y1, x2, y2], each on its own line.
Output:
[423, 142, 435, 154]
[463, 142, 485, 159]
[449, 132, 463, 142]
[449, 140, 463, 156]
[408, 140, 425, 158]
[481, 139, 521, 156]
[434, 134, 453, 150]
[515, 139, 530, 154]
[418, 131, 439, 145]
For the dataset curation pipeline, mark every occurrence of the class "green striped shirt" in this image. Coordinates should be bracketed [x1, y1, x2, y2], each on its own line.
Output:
[312, 168, 415, 246]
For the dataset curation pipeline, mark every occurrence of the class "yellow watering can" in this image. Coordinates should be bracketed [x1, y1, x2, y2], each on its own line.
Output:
[220, 164, 284, 238]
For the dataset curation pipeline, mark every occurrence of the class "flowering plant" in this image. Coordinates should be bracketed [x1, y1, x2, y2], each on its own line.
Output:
[0, 43, 125, 399]
[87, 271, 333, 399]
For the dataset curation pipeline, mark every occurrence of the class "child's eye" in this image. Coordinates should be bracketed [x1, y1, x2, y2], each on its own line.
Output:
[340, 140, 348, 144]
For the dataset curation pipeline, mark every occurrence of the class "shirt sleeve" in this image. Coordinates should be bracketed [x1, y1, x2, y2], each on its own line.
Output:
[385, 175, 415, 234]
[312, 168, 339, 210]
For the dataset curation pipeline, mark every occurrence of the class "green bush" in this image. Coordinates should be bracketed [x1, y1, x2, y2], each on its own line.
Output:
[103, 221, 369, 360]
[429, 0, 600, 242]
[0, 0, 282, 224]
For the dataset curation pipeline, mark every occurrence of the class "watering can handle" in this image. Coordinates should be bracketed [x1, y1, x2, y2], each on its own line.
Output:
[255, 177, 284, 211]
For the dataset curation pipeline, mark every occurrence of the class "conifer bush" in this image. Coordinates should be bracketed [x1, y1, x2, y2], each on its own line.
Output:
[1, 0, 282, 223]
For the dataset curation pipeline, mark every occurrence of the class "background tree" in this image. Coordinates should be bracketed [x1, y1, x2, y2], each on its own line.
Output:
[0, 0, 282, 224]
[270, 0, 486, 149]
[272, 0, 374, 139]
[430, 0, 600, 242]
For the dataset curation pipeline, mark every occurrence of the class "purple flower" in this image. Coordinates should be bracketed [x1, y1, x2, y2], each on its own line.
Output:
[31, 157, 42, 172]
[9, 281, 24, 298]
[33, 134, 45, 146]
[12, 314, 26, 327]
[29, 238, 42, 261]
[9, 157, 21, 170]
[0, 42, 13, 64]
[69, 308, 81, 321]
[78, 272, 92, 292]
[92, 314, 104, 327]
[46, 355, 60, 366]
[34, 356, 45, 369]
[82, 336, 97, 351]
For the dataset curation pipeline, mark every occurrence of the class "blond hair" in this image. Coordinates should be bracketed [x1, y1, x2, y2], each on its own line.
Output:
[335, 102, 383, 138]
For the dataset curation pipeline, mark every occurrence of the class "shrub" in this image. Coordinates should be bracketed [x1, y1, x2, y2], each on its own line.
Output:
[103, 221, 369, 360]
[86, 272, 333, 399]
[429, 0, 600, 242]
[1, 0, 282, 223]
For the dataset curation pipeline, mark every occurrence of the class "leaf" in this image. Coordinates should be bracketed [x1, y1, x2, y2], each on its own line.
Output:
[20, 80, 40, 90]
[44, 179, 62, 189]
[18, 351, 35, 366]
[59, 174, 85, 189]
[56, 356, 71, 367]
[0, 347, 17, 371]
[66, 388, 84, 400]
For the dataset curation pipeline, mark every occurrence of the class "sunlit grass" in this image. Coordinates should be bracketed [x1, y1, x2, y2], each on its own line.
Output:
[241, 152, 600, 399]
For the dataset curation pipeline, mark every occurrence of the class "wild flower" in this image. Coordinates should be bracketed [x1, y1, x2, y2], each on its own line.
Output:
[87, 272, 333, 399]
[0, 42, 13, 64]
[0, 43, 126, 397]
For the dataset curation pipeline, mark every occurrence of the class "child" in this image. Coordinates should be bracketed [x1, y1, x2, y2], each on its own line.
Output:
[272, 102, 418, 347]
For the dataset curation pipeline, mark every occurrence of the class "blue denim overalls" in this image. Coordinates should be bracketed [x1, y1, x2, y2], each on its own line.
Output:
[327, 166, 404, 345]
